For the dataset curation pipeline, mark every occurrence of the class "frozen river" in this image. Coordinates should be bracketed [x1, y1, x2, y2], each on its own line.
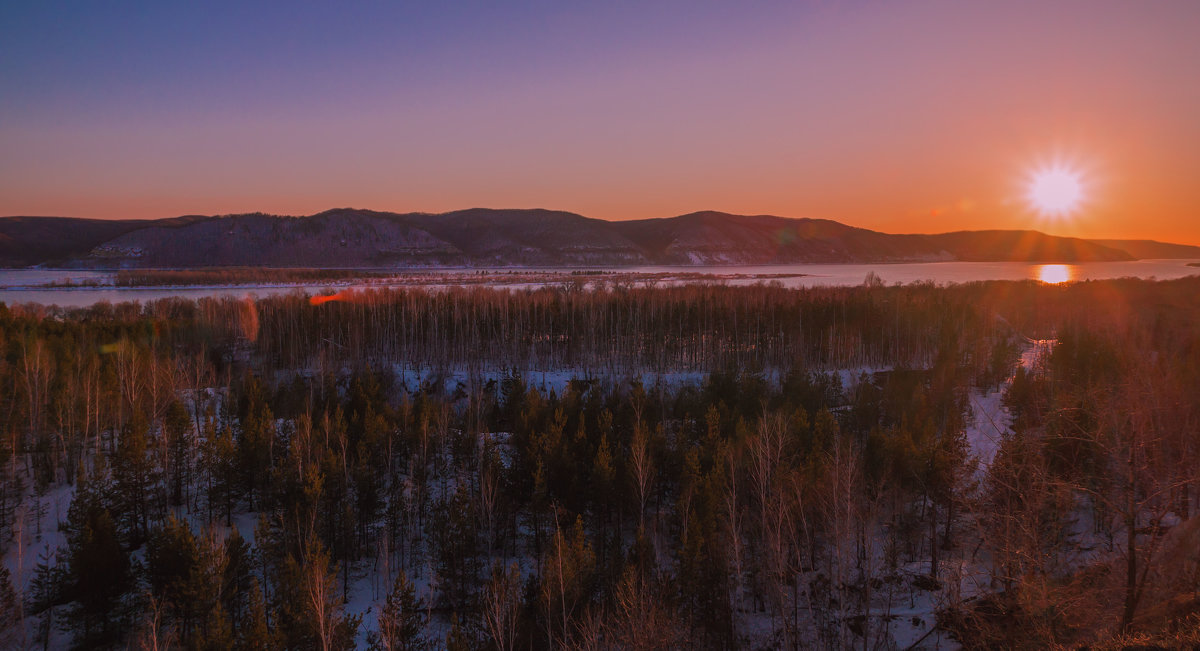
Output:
[0, 259, 1197, 308]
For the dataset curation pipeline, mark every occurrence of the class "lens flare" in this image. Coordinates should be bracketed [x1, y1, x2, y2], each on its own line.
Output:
[310, 290, 358, 306]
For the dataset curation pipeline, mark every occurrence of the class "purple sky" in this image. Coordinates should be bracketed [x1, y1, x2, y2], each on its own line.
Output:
[2, 1, 1198, 242]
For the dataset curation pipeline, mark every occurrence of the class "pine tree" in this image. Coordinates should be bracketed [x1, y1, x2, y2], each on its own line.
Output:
[430, 488, 479, 609]
[112, 410, 159, 545]
[145, 516, 202, 641]
[63, 507, 132, 646]
[202, 420, 239, 526]
[196, 603, 235, 651]
[238, 578, 275, 651]
[0, 564, 20, 647]
[221, 527, 254, 618]
[591, 433, 615, 547]
[370, 570, 426, 651]
[540, 515, 595, 647]
[444, 613, 473, 651]
[238, 401, 274, 510]
[28, 546, 62, 650]
[164, 399, 192, 507]
[277, 541, 359, 651]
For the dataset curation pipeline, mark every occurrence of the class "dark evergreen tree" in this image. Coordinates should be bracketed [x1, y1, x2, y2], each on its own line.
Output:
[0, 564, 20, 647]
[369, 570, 427, 651]
[112, 411, 159, 545]
[62, 506, 132, 646]
[164, 399, 192, 507]
[430, 488, 479, 609]
[237, 578, 276, 651]
[146, 516, 202, 642]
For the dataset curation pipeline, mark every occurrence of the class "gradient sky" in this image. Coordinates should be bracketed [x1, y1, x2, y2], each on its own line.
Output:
[2, 1, 1198, 243]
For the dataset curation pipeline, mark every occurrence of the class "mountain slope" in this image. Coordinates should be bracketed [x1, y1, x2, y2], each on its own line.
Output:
[0, 216, 205, 267]
[612, 212, 953, 263]
[0, 209, 1184, 268]
[92, 210, 464, 267]
[923, 230, 1133, 262]
[1089, 239, 1200, 259]
[404, 208, 645, 265]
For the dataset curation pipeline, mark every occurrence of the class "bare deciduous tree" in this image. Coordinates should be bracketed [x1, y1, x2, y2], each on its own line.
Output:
[483, 561, 521, 651]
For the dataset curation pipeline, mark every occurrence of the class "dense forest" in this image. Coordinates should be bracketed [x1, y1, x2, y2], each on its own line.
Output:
[0, 277, 1198, 649]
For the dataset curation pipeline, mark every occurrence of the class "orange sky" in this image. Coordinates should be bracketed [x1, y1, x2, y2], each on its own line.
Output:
[1, 1, 1198, 244]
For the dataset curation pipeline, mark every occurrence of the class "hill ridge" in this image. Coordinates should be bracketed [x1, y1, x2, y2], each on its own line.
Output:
[1, 209, 1196, 267]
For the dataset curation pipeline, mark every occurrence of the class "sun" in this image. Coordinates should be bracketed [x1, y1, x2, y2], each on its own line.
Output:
[1036, 264, 1072, 284]
[1026, 164, 1085, 218]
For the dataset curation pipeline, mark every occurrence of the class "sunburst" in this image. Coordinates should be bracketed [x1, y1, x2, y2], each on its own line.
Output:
[1025, 164, 1086, 218]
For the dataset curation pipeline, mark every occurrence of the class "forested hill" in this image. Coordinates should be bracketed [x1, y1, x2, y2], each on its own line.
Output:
[1, 207, 1193, 267]
[1089, 238, 1200, 259]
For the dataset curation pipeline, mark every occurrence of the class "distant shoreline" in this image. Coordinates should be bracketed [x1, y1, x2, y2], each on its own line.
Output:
[0, 268, 812, 291]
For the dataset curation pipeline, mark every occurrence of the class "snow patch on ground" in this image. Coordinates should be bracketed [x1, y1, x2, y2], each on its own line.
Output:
[836, 366, 890, 389]
[4, 481, 74, 596]
[1020, 339, 1055, 371]
[964, 338, 1053, 482]
[2, 478, 75, 649]
[394, 365, 724, 397]
[966, 389, 1011, 480]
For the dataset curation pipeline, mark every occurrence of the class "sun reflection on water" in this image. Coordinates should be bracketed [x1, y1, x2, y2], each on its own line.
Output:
[1036, 264, 1073, 284]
